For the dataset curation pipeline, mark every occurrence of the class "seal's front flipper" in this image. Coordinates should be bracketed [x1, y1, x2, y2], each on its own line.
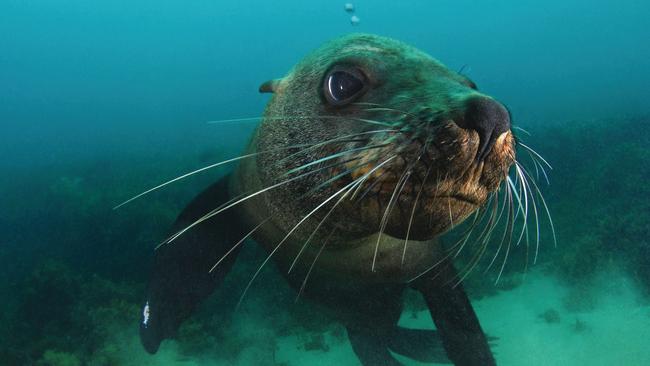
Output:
[139, 175, 248, 354]
[347, 325, 403, 366]
[410, 263, 496, 366]
[387, 327, 450, 364]
[342, 286, 405, 366]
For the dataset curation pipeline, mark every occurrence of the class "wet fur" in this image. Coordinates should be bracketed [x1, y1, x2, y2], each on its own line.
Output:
[234, 34, 515, 283]
[137, 33, 555, 366]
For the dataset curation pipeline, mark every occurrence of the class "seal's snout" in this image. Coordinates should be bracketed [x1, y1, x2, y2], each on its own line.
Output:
[457, 96, 511, 162]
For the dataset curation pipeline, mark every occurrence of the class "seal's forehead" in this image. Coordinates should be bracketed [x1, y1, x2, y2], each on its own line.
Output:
[340, 44, 387, 54]
[321, 34, 441, 71]
[327, 33, 413, 57]
[325, 35, 450, 75]
[287, 33, 458, 86]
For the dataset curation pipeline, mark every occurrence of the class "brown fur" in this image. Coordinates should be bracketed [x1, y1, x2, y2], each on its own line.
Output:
[231, 34, 514, 284]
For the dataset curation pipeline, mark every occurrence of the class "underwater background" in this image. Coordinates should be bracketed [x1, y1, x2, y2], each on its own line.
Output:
[1, 0, 648, 365]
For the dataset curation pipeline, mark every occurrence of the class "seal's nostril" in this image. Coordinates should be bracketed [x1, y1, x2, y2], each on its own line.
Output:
[457, 96, 511, 161]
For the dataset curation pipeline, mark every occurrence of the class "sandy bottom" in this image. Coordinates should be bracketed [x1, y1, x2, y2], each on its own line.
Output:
[114, 270, 650, 366]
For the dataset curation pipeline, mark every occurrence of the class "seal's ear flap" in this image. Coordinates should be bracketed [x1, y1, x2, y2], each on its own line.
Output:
[259, 78, 283, 93]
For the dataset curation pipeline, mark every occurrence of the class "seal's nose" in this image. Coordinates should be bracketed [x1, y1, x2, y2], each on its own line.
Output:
[457, 96, 511, 161]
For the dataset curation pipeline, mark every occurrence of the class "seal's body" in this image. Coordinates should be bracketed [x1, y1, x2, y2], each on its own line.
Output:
[140, 34, 515, 365]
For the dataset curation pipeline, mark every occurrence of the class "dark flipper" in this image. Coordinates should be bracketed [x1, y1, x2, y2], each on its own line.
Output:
[347, 326, 403, 366]
[410, 262, 496, 366]
[139, 175, 248, 354]
[387, 327, 451, 364]
[341, 285, 405, 366]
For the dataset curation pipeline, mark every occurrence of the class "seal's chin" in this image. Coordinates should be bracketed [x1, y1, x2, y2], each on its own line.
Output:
[367, 148, 508, 240]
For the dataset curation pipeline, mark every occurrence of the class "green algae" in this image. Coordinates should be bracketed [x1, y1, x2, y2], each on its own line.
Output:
[37, 350, 82, 366]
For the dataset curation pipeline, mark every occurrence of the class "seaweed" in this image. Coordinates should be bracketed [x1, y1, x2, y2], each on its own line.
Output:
[532, 116, 650, 294]
[36, 350, 82, 366]
[0, 259, 141, 365]
[538, 308, 561, 324]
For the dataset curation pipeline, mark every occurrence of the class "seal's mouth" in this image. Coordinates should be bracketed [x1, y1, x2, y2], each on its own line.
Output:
[371, 180, 481, 206]
[340, 123, 513, 207]
[312, 118, 516, 240]
[440, 193, 480, 206]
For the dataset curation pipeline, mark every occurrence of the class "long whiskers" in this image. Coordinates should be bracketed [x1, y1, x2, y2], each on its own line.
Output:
[208, 218, 271, 273]
[207, 115, 396, 128]
[444, 137, 555, 286]
[114, 128, 396, 209]
[402, 164, 432, 264]
[236, 155, 398, 308]
[295, 228, 337, 302]
[158, 153, 371, 248]
[372, 166, 412, 272]
[371, 139, 430, 271]
[113, 151, 264, 210]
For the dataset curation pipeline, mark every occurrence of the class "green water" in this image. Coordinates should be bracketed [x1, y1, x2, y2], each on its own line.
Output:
[1, 1, 648, 365]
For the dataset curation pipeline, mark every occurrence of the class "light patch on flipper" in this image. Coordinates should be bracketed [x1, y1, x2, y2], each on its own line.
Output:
[140, 299, 163, 354]
[142, 301, 150, 328]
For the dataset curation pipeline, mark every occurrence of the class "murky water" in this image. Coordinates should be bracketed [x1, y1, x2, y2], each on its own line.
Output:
[1, 1, 648, 365]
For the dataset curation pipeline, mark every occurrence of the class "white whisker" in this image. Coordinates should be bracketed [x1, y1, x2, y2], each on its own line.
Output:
[518, 142, 552, 170]
[402, 165, 432, 265]
[208, 218, 270, 273]
[236, 155, 398, 308]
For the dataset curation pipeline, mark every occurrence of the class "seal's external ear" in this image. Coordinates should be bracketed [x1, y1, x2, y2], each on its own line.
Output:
[259, 78, 282, 93]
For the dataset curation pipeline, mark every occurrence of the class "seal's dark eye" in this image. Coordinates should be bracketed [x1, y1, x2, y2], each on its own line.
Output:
[324, 68, 367, 106]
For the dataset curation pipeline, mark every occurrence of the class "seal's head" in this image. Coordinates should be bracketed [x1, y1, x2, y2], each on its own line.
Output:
[255, 34, 515, 247]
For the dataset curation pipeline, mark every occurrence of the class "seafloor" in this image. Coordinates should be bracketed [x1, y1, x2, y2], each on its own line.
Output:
[1, 115, 648, 365]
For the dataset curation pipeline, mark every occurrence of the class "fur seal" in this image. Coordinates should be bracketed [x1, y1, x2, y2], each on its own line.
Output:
[139, 34, 516, 365]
